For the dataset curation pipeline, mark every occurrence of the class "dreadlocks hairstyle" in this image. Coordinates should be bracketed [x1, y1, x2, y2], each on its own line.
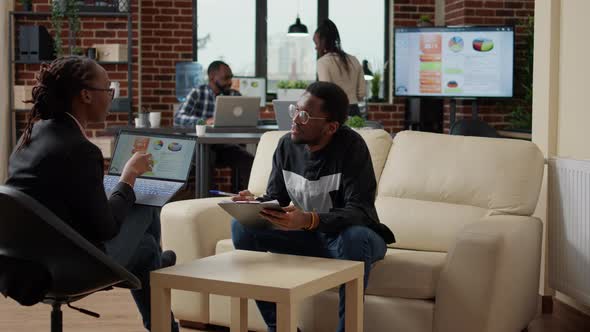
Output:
[18, 56, 98, 150]
[315, 19, 350, 74]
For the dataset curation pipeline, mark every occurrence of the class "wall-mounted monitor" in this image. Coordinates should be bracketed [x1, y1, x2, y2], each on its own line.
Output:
[394, 26, 514, 98]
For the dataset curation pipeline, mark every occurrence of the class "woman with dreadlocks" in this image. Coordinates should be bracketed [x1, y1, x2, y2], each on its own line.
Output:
[5, 56, 179, 332]
[314, 19, 366, 117]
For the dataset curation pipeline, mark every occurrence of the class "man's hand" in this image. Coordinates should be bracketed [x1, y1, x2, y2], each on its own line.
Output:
[231, 190, 256, 202]
[259, 205, 313, 230]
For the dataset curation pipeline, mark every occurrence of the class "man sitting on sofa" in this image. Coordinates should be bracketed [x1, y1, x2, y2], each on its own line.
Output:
[231, 81, 395, 332]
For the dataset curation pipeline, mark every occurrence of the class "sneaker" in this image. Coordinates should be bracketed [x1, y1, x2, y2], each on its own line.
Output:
[161, 250, 177, 268]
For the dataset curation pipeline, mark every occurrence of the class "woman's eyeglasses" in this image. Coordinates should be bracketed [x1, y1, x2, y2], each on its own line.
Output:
[82, 85, 115, 100]
[288, 104, 328, 125]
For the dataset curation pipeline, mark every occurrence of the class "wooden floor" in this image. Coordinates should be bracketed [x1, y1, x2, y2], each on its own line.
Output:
[0, 288, 583, 331]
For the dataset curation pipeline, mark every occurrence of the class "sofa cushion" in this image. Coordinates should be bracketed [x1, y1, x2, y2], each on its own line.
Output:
[216, 238, 235, 255]
[247, 131, 288, 196]
[352, 129, 393, 184]
[215, 239, 446, 300]
[247, 129, 393, 197]
[378, 131, 544, 216]
[366, 248, 446, 299]
[376, 196, 489, 252]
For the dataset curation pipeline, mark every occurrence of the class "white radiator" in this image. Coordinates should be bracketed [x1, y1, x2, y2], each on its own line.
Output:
[548, 157, 590, 306]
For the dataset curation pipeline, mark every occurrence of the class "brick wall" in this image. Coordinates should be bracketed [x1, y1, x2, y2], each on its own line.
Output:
[14, 0, 140, 137]
[375, 0, 436, 133]
[444, 0, 535, 132]
[12, 0, 534, 191]
[14, 0, 534, 136]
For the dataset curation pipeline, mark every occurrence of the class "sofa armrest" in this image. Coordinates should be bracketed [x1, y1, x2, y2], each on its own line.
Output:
[433, 215, 542, 332]
[160, 197, 232, 323]
[161, 197, 232, 263]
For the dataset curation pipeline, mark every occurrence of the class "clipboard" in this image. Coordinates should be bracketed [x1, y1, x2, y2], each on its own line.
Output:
[218, 200, 284, 228]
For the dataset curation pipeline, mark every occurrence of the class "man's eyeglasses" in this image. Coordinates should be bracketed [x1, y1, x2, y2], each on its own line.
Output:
[82, 85, 115, 100]
[288, 104, 328, 125]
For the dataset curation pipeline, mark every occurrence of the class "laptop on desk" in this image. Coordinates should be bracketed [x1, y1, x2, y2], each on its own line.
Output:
[272, 100, 296, 131]
[213, 96, 261, 127]
[104, 131, 197, 207]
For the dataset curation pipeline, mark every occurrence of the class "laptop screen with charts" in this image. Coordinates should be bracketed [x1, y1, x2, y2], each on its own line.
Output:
[272, 100, 296, 131]
[104, 131, 197, 207]
[213, 96, 261, 127]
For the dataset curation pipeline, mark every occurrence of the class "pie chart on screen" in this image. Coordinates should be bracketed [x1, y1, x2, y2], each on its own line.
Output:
[473, 38, 494, 52]
[447, 81, 459, 88]
[168, 142, 183, 152]
[448, 36, 464, 52]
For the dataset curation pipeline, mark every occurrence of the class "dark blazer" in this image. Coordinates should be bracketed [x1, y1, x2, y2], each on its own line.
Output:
[5, 114, 136, 249]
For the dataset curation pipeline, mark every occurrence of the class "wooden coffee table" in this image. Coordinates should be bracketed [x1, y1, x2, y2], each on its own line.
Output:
[150, 250, 364, 332]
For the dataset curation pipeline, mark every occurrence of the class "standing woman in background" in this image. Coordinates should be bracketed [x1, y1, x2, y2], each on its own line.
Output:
[314, 19, 366, 117]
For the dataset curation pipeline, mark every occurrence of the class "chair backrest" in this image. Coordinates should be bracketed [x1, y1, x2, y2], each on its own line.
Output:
[450, 119, 499, 138]
[246, 129, 393, 197]
[0, 185, 140, 299]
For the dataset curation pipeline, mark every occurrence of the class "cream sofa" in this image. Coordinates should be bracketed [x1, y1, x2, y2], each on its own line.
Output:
[161, 130, 544, 332]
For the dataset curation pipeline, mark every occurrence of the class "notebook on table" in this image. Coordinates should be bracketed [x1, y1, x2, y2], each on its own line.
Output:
[104, 131, 197, 207]
[218, 200, 283, 228]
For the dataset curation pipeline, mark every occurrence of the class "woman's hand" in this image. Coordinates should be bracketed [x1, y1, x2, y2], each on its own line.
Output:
[120, 152, 153, 187]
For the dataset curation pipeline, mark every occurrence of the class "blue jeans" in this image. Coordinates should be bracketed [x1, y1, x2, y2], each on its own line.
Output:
[231, 220, 387, 332]
[105, 205, 179, 332]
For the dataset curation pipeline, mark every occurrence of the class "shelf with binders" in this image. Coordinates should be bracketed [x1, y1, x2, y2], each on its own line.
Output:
[13, 59, 128, 65]
[11, 97, 132, 114]
[8, 3, 135, 148]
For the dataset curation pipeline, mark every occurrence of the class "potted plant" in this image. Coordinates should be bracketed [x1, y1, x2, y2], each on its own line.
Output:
[19, 0, 33, 12]
[277, 80, 308, 101]
[369, 71, 383, 102]
[346, 115, 366, 130]
[51, 0, 81, 57]
[507, 16, 534, 132]
[195, 118, 207, 136]
[417, 15, 433, 27]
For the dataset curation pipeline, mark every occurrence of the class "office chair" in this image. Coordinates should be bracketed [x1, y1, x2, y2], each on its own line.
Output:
[449, 118, 499, 138]
[0, 185, 141, 332]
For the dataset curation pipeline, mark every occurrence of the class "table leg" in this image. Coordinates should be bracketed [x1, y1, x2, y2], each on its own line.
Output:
[345, 276, 363, 332]
[277, 301, 297, 332]
[195, 143, 201, 198]
[151, 285, 171, 332]
[201, 144, 210, 197]
[230, 297, 248, 332]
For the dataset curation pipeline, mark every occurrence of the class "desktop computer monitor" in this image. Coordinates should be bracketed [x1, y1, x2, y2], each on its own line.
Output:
[231, 77, 266, 107]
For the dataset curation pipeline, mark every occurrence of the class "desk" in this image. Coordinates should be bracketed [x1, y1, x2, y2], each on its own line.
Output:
[192, 133, 265, 198]
[150, 250, 364, 332]
[107, 125, 278, 135]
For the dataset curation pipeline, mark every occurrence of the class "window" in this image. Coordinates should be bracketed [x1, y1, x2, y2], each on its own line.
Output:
[329, 0, 385, 98]
[267, 0, 318, 92]
[196, 0, 255, 76]
[194, 0, 389, 99]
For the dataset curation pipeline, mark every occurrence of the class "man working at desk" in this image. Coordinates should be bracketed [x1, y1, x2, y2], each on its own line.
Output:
[174, 60, 253, 190]
[231, 82, 395, 332]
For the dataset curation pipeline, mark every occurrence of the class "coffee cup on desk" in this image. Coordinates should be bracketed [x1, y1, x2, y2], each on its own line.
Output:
[110, 81, 120, 99]
[149, 112, 161, 128]
[195, 124, 207, 136]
